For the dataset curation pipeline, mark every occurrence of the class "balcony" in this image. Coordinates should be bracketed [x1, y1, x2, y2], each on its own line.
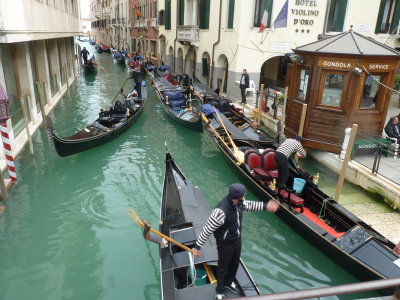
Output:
[177, 25, 199, 45]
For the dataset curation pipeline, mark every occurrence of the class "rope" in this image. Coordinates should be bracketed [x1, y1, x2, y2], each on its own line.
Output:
[318, 197, 333, 225]
[358, 63, 400, 94]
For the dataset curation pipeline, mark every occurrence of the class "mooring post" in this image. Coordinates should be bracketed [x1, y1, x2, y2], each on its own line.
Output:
[334, 124, 358, 202]
[281, 86, 288, 136]
[0, 169, 8, 201]
[36, 82, 48, 135]
[221, 70, 226, 97]
[19, 96, 34, 156]
[295, 103, 308, 162]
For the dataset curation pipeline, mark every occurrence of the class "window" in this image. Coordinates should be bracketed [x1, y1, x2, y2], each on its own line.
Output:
[375, 0, 400, 34]
[360, 75, 381, 109]
[297, 69, 309, 100]
[178, 0, 185, 26]
[154, 0, 158, 18]
[227, 0, 235, 29]
[159, 10, 165, 25]
[199, 0, 211, 29]
[165, 0, 171, 30]
[321, 73, 345, 107]
[326, 0, 348, 32]
[254, 0, 273, 28]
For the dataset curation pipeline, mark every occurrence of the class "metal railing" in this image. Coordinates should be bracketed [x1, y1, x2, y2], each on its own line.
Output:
[231, 277, 400, 299]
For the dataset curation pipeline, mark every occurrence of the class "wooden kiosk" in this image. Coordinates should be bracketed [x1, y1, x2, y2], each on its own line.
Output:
[284, 29, 400, 153]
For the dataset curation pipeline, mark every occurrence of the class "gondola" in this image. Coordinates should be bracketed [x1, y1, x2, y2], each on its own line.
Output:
[95, 44, 102, 53]
[89, 39, 96, 45]
[202, 112, 400, 295]
[113, 53, 125, 64]
[193, 76, 278, 148]
[82, 56, 98, 73]
[48, 86, 147, 157]
[152, 70, 203, 132]
[156, 150, 260, 299]
[101, 45, 111, 53]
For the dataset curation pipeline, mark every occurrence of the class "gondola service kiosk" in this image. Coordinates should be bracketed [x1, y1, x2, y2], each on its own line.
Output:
[285, 30, 400, 153]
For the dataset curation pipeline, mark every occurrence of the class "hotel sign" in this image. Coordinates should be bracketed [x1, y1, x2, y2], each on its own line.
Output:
[292, 0, 319, 26]
[318, 60, 356, 69]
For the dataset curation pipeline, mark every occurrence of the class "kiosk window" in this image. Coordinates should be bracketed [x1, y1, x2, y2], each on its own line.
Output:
[297, 69, 309, 100]
[321, 73, 345, 107]
[360, 75, 381, 109]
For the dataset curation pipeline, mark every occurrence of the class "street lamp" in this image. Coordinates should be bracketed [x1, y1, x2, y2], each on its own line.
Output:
[0, 83, 10, 124]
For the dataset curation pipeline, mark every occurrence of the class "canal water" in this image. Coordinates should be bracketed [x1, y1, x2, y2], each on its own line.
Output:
[0, 42, 380, 300]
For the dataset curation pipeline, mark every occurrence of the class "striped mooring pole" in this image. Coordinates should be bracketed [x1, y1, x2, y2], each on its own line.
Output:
[0, 123, 16, 181]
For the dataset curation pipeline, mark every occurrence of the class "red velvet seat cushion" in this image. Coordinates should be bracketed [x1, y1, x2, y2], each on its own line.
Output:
[278, 190, 304, 206]
[246, 152, 262, 169]
[263, 152, 277, 170]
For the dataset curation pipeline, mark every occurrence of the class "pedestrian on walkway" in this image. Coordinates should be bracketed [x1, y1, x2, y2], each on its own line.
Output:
[192, 183, 279, 300]
[239, 69, 249, 104]
[275, 136, 306, 188]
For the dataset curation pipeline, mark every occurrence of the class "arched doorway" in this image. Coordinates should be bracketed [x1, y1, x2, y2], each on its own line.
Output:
[167, 46, 174, 68]
[260, 55, 287, 89]
[200, 51, 210, 84]
[176, 48, 183, 74]
[184, 46, 196, 76]
[159, 35, 166, 64]
[215, 54, 228, 93]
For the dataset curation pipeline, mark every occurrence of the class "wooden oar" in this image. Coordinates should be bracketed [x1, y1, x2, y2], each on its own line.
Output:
[111, 76, 131, 105]
[128, 210, 194, 254]
[213, 107, 244, 164]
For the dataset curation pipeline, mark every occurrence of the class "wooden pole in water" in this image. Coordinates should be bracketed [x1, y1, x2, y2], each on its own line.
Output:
[334, 124, 358, 202]
[0, 169, 8, 201]
[295, 103, 308, 162]
[37, 82, 48, 135]
[19, 96, 34, 156]
[257, 84, 264, 125]
[281, 87, 288, 136]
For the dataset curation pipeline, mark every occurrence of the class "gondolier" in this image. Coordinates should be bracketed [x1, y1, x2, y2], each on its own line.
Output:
[275, 136, 306, 187]
[129, 63, 142, 99]
[192, 183, 279, 300]
[80, 47, 90, 64]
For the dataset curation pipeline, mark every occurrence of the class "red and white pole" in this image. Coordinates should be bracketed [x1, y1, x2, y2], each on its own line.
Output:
[0, 123, 16, 181]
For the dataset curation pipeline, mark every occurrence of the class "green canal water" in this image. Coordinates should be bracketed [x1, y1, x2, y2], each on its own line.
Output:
[0, 43, 380, 300]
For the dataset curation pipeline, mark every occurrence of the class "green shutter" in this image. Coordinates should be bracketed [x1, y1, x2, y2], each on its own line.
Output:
[336, 0, 348, 31]
[327, 0, 337, 31]
[165, 0, 171, 30]
[266, 0, 273, 27]
[227, 0, 235, 29]
[200, 0, 210, 29]
[200, 0, 205, 29]
[375, 0, 386, 33]
[389, 0, 400, 34]
[178, 0, 184, 26]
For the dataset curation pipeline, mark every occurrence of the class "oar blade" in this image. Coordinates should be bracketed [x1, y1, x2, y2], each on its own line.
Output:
[128, 210, 144, 227]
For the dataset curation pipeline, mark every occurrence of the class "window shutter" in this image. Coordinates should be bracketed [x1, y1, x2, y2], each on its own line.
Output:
[266, 0, 273, 27]
[389, 0, 400, 34]
[335, 0, 348, 31]
[375, 0, 386, 33]
[178, 0, 185, 26]
[327, 0, 337, 31]
[227, 0, 235, 29]
[205, 0, 211, 29]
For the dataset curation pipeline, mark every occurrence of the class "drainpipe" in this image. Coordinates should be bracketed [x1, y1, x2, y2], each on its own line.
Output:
[209, 0, 222, 88]
[173, 1, 178, 70]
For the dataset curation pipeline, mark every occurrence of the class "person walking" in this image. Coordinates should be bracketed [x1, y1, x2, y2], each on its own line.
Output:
[275, 136, 306, 187]
[192, 183, 279, 300]
[80, 47, 90, 64]
[239, 69, 249, 104]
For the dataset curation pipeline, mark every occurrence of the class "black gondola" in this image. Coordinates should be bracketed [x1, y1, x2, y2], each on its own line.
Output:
[95, 44, 102, 53]
[202, 112, 400, 295]
[152, 70, 203, 132]
[193, 76, 277, 146]
[82, 57, 98, 73]
[48, 87, 147, 157]
[156, 150, 260, 299]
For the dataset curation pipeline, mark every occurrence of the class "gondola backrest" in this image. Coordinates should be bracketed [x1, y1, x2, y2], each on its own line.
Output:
[263, 152, 277, 170]
[245, 150, 262, 169]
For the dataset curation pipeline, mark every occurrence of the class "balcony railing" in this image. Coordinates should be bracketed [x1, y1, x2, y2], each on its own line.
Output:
[177, 25, 199, 43]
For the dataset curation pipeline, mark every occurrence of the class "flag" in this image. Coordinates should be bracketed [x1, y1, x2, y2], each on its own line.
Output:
[136, 8, 144, 18]
[272, 0, 288, 30]
[259, 10, 268, 33]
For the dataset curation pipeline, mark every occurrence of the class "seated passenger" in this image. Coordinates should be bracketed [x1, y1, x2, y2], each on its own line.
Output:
[385, 116, 400, 141]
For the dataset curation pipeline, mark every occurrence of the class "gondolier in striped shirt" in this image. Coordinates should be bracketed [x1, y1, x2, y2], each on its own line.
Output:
[192, 183, 279, 300]
[275, 136, 306, 187]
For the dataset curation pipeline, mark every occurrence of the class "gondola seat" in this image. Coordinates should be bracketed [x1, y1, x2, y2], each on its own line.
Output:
[244, 150, 273, 180]
[163, 90, 184, 101]
[278, 190, 304, 207]
[261, 151, 279, 178]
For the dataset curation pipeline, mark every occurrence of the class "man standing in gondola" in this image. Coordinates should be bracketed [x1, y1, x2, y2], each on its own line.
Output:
[192, 183, 279, 300]
[129, 62, 142, 99]
[80, 47, 90, 64]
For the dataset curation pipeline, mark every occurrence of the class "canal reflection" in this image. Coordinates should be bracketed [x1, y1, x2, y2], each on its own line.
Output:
[0, 41, 380, 300]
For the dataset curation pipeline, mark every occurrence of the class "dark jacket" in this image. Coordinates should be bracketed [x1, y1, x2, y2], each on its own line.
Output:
[384, 122, 400, 139]
[130, 70, 142, 83]
[214, 197, 243, 241]
[80, 48, 89, 58]
[240, 73, 249, 89]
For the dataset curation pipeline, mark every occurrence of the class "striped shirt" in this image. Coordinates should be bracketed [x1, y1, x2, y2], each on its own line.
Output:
[276, 138, 306, 158]
[195, 199, 265, 249]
